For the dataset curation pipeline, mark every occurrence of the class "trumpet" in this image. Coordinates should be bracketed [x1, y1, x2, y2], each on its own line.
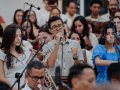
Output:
[44, 68, 58, 90]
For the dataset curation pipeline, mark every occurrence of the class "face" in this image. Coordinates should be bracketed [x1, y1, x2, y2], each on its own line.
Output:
[27, 11, 36, 23]
[105, 28, 115, 44]
[50, 9, 60, 17]
[113, 17, 120, 32]
[66, 2, 76, 16]
[49, 20, 64, 36]
[70, 33, 80, 42]
[26, 68, 45, 90]
[72, 68, 96, 90]
[108, 0, 118, 14]
[15, 11, 23, 25]
[90, 3, 101, 15]
[13, 28, 22, 47]
[75, 20, 84, 34]
[22, 21, 32, 36]
[47, 3, 58, 11]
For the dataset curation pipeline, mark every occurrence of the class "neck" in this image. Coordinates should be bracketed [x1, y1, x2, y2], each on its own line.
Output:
[105, 42, 113, 50]
[68, 13, 74, 17]
[91, 13, 99, 19]
[10, 45, 16, 53]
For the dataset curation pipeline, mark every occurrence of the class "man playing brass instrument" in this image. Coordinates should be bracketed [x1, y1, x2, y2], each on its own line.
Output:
[21, 61, 47, 90]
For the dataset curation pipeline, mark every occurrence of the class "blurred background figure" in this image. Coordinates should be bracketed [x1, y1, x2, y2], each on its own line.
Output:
[0, 81, 11, 90]
[68, 64, 96, 90]
[13, 9, 24, 26]
[107, 63, 120, 84]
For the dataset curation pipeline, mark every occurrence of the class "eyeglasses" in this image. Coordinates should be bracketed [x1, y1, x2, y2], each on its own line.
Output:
[51, 24, 63, 30]
[27, 73, 44, 82]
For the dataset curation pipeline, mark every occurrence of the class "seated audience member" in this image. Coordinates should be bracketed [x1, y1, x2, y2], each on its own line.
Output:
[71, 16, 98, 50]
[0, 81, 11, 90]
[92, 22, 119, 85]
[68, 32, 93, 67]
[21, 60, 46, 90]
[107, 63, 120, 84]
[42, 16, 84, 78]
[68, 64, 96, 90]
[113, 16, 120, 45]
[13, 9, 24, 26]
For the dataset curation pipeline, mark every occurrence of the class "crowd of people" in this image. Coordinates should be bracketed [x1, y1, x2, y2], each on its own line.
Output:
[0, 0, 120, 90]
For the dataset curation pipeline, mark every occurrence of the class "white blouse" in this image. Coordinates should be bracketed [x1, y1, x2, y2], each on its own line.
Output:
[0, 48, 31, 88]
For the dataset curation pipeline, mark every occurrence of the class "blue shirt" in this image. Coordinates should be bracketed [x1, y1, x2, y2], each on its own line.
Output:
[92, 44, 120, 84]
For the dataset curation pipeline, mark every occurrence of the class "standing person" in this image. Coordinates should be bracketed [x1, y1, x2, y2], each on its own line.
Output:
[36, 0, 58, 27]
[13, 9, 24, 26]
[101, 0, 119, 21]
[86, 0, 103, 21]
[64, 0, 77, 30]
[42, 16, 84, 78]
[0, 24, 31, 88]
[68, 64, 96, 90]
[92, 22, 119, 85]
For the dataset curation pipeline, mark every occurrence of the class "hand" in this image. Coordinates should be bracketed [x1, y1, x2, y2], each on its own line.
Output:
[71, 48, 78, 59]
[55, 32, 63, 44]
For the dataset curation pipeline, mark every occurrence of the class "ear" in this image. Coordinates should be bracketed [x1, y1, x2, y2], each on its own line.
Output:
[72, 78, 80, 89]
[49, 28, 52, 33]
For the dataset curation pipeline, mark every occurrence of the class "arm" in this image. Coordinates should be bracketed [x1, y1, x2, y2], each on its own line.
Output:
[0, 60, 10, 85]
[95, 56, 117, 66]
[47, 43, 59, 68]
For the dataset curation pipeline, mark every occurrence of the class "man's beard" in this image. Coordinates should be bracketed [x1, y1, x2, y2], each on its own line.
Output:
[109, 8, 117, 17]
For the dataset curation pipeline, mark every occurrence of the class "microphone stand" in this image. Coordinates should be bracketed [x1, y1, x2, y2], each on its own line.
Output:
[11, 40, 46, 90]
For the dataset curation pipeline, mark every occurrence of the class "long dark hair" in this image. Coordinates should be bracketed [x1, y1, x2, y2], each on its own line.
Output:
[13, 9, 24, 25]
[1, 24, 23, 69]
[21, 19, 35, 40]
[99, 22, 117, 45]
[23, 10, 40, 29]
[71, 16, 90, 37]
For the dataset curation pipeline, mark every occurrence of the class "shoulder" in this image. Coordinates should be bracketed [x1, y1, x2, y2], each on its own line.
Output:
[0, 49, 6, 61]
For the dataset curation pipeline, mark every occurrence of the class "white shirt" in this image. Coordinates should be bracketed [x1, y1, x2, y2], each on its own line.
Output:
[42, 39, 84, 76]
[64, 13, 77, 29]
[0, 48, 31, 88]
[101, 12, 111, 22]
[21, 83, 32, 90]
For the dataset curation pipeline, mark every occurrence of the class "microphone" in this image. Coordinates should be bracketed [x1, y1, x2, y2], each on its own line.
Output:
[25, 2, 40, 10]
[55, 66, 61, 87]
[57, 32, 63, 44]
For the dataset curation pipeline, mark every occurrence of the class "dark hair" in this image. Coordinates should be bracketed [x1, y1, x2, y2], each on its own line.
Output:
[1, 24, 23, 69]
[107, 63, 120, 81]
[48, 16, 67, 35]
[0, 81, 11, 90]
[90, 0, 102, 7]
[21, 19, 35, 40]
[26, 60, 44, 74]
[71, 16, 90, 37]
[99, 22, 116, 45]
[68, 32, 85, 48]
[50, 7, 61, 17]
[13, 9, 24, 25]
[23, 10, 40, 29]
[68, 64, 93, 88]
[48, 0, 58, 5]
[66, 0, 76, 7]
